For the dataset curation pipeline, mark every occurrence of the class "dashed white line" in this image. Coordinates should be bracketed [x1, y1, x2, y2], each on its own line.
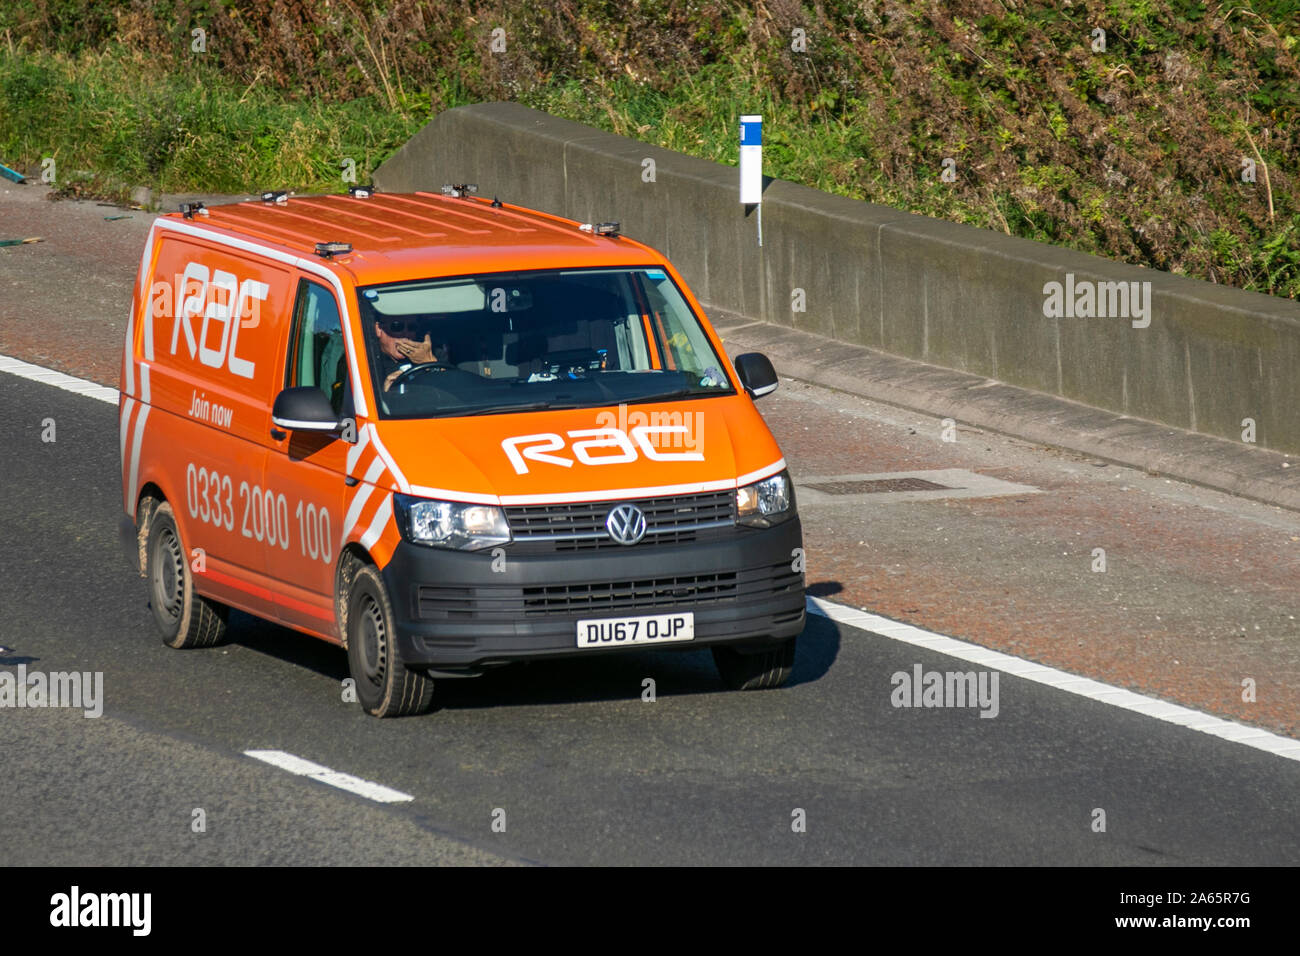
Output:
[808, 595, 1300, 763]
[244, 749, 414, 803]
[0, 353, 118, 404]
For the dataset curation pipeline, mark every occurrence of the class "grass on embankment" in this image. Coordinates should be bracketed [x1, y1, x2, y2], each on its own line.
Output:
[0, 49, 424, 199]
[1, 1, 1296, 296]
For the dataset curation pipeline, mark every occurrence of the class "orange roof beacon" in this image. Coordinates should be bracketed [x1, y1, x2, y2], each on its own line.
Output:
[119, 187, 805, 716]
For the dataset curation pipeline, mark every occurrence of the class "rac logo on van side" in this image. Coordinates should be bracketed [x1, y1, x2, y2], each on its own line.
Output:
[149, 262, 268, 379]
[503, 427, 704, 475]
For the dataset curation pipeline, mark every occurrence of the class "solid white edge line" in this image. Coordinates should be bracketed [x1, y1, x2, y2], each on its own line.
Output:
[806, 594, 1300, 764]
[244, 749, 413, 803]
[0, 354, 119, 404]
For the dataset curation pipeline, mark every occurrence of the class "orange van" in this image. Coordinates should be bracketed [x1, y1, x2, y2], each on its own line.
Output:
[120, 187, 805, 716]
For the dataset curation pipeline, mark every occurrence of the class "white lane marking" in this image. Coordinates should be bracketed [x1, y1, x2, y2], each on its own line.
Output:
[807, 596, 1300, 763]
[244, 749, 414, 803]
[0, 354, 118, 404]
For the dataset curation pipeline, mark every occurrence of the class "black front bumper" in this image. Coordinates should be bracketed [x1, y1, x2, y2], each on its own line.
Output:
[382, 518, 805, 670]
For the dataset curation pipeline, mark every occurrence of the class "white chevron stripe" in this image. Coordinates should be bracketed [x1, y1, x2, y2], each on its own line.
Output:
[359, 494, 393, 549]
[342, 456, 389, 539]
[346, 422, 371, 473]
[127, 405, 151, 514]
[366, 424, 408, 492]
[119, 397, 135, 472]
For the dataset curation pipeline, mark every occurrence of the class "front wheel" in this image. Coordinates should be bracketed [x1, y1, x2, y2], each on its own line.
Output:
[346, 563, 434, 717]
[712, 637, 797, 690]
[146, 500, 229, 649]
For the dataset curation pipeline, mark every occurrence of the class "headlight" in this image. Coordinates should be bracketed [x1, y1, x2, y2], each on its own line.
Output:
[736, 471, 795, 528]
[393, 494, 511, 550]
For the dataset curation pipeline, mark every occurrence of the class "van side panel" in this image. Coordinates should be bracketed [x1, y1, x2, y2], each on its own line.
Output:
[142, 234, 290, 443]
[129, 233, 296, 617]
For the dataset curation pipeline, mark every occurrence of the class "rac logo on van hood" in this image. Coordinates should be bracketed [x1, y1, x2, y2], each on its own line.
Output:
[502, 426, 704, 475]
[148, 261, 267, 379]
[375, 398, 784, 498]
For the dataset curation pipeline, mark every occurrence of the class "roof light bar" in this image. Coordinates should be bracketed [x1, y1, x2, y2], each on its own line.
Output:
[440, 183, 478, 198]
[179, 202, 208, 219]
[348, 185, 375, 199]
[261, 190, 289, 204]
[314, 241, 353, 258]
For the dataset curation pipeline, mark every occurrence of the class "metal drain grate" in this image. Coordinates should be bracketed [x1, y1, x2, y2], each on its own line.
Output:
[805, 477, 953, 495]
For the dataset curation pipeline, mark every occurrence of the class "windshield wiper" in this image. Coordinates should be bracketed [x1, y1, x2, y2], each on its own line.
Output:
[622, 387, 695, 404]
[448, 400, 585, 417]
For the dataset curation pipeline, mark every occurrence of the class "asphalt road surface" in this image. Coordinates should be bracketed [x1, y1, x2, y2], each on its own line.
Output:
[2, 187, 1298, 866]
[1, 373, 1297, 865]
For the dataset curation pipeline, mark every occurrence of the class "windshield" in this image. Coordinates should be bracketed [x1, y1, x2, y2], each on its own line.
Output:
[357, 267, 734, 418]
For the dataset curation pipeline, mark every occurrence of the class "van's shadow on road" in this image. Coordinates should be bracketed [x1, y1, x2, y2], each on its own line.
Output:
[222, 588, 843, 711]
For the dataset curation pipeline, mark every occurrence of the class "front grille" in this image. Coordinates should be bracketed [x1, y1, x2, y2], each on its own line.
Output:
[416, 561, 802, 620]
[522, 571, 737, 614]
[505, 490, 735, 551]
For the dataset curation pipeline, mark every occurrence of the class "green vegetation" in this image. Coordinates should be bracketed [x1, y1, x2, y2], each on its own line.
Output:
[1, 0, 1296, 296]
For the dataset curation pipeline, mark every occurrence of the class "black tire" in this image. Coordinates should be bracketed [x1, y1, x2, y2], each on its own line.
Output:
[346, 563, 434, 717]
[146, 500, 229, 649]
[712, 637, 797, 690]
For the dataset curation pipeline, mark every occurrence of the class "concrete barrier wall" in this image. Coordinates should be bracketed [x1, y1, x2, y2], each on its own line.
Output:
[375, 102, 1300, 454]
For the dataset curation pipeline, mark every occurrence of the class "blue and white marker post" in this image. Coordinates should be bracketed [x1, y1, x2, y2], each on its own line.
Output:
[740, 114, 762, 246]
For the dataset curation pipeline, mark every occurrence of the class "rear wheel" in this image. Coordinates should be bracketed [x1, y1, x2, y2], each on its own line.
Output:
[146, 500, 228, 649]
[346, 563, 434, 717]
[712, 637, 797, 690]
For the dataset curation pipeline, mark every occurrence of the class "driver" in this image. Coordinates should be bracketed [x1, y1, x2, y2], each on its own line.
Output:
[373, 316, 447, 392]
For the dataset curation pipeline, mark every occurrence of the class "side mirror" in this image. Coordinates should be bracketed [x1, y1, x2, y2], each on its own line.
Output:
[272, 387, 341, 432]
[733, 352, 779, 399]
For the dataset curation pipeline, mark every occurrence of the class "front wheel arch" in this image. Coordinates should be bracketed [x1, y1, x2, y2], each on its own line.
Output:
[334, 544, 373, 649]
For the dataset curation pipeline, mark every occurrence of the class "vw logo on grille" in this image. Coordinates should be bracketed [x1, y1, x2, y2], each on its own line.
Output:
[605, 504, 648, 545]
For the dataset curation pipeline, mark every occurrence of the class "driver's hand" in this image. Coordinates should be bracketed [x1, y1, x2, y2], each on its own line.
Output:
[398, 333, 437, 364]
[383, 367, 404, 392]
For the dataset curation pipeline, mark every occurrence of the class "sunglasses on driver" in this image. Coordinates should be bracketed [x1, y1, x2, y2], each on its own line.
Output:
[378, 318, 420, 335]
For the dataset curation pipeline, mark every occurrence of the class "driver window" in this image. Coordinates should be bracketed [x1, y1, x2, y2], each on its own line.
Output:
[287, 279, 348, 414]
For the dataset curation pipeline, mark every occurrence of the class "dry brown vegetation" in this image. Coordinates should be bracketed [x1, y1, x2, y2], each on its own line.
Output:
[2, 1, 1296, 295]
